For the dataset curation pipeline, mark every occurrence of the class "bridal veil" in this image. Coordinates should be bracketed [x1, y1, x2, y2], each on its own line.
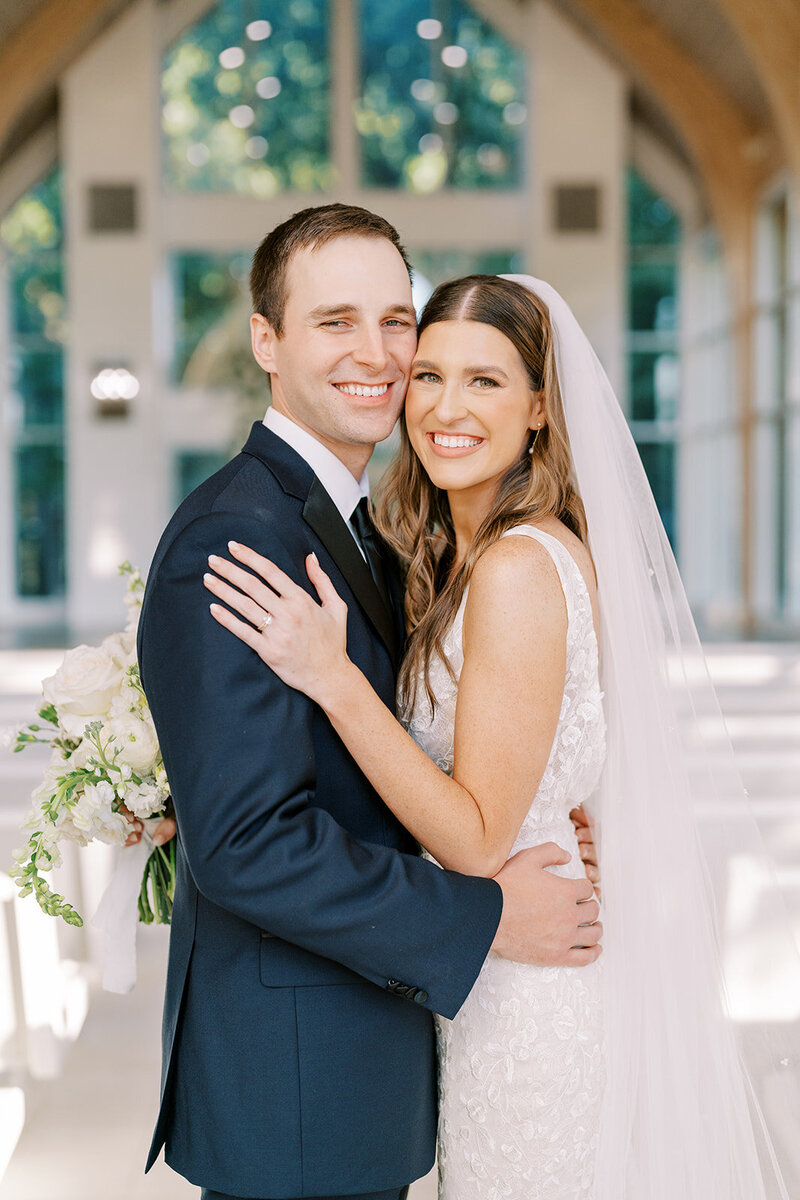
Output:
[502, 274, 800, 1199]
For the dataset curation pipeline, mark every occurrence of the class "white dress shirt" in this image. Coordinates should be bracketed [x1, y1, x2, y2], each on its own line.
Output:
[263, 407, 369, 552]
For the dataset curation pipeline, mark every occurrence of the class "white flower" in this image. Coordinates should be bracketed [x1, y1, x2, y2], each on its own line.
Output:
[120, 779, 163, 819]
[26, 754, 68, 814]
[35, 820, 65, 864]
[107, 711, 159, 774]
[62, 781, 128, 846]
[102, 629, 137, 672]
[64, 737, 98, 769]
[42, 643, 124, 737]
[154, 760, 170, 793]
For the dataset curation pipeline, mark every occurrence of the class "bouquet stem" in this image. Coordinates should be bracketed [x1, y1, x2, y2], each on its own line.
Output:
[137, 839, 176, 924]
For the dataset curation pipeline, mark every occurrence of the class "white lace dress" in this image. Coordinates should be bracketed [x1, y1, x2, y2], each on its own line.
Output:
[405, 526, 607, 1199]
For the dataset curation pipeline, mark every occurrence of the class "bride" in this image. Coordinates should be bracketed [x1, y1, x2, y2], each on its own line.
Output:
[204, 274, 791, 1198]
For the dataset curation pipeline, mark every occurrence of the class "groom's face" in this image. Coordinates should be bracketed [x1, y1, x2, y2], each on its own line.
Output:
[251, 234, 417, 472]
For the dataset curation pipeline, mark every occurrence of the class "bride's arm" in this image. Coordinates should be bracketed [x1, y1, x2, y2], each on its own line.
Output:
[205, 537, 566, 878]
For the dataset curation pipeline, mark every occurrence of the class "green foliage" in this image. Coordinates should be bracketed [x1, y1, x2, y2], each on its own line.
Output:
[626, 169, 681, 549]
[2, 167, 66, 600]
[161, 0, 331, 195]
[358, 0, 525, 191]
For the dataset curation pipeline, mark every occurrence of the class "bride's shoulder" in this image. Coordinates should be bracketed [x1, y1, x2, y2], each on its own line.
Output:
[466, 529, 567, 627]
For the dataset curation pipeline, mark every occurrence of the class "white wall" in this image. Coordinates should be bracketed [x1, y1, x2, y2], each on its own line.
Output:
[527, 1, 626, 393]
[62, 0, 168, 633]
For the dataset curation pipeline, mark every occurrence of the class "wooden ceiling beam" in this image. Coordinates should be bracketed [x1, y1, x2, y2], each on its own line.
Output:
[715, 0, 800, 190]
[0, 0, 129, 161]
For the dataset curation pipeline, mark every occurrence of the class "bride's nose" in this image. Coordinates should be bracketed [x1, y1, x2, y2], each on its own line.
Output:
[433, 381, 468, 424]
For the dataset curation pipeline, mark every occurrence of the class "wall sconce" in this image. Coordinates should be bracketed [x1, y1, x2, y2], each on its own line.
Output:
[90, 365, 140, 418]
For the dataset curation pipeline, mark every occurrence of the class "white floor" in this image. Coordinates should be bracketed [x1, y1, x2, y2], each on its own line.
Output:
[1, 642, 799, 1199]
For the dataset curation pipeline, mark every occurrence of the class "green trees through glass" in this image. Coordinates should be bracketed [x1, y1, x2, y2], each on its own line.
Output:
[358, 0, 525, 191]
[162, 0, 331, 195]
[627, 169, 680, 548]
[0, 168, 66, 598]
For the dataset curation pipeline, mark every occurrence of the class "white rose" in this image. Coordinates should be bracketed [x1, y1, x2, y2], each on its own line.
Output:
[102, 629, 137, 673]
[107, 711, 160, 774]
[43, 643, 124, 736]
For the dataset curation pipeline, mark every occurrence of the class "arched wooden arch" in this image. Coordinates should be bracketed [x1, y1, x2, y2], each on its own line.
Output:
[0, 0, 128, 163]
[716, 0, 800, 191]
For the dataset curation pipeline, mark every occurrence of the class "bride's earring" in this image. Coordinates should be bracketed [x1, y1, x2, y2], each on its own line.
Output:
[528, 423, 544, 455]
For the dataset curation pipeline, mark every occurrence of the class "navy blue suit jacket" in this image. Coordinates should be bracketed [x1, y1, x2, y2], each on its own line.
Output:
[137, 422, 503, 1198]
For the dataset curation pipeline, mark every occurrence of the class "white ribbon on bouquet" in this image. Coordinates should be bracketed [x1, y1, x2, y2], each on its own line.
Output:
[91, 818, 162, 994]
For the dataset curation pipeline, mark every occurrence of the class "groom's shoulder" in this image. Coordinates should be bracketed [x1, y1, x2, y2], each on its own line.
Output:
[146, 446, 296, 583]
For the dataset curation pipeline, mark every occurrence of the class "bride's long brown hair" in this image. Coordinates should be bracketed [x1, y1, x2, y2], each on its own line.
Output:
[374, 274, 587, 712]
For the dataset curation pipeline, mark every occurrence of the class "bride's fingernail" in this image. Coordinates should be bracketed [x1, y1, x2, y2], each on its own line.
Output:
[310, 552, 319, 564]
[228, 540, 240, 551]
[208, 554, 219, 565]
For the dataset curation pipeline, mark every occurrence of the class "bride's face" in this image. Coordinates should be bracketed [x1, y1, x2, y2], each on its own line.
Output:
[405, 319, 544, 497]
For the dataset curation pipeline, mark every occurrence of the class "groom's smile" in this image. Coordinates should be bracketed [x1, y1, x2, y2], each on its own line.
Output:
[250, 233, 418, 478]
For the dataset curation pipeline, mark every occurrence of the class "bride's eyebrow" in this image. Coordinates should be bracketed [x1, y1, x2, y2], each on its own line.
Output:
[413, 359, 509, 381]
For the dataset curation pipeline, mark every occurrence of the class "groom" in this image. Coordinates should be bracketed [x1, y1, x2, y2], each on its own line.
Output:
[136, 203, 601, 1200]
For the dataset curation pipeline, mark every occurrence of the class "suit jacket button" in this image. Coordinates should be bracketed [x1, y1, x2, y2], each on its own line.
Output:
[414, 989, 428, 1004]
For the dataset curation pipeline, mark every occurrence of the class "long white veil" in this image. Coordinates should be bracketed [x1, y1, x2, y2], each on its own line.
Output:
[502, 274, 800, 1198]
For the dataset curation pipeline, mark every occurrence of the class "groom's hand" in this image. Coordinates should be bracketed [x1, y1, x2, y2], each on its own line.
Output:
[491, 842, 602, 967]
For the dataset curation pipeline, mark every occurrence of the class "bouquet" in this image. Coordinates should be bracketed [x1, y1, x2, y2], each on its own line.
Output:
[9, 564, 174, 934]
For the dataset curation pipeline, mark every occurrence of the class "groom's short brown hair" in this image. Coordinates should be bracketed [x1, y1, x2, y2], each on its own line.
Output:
[250, 203, 413, 336]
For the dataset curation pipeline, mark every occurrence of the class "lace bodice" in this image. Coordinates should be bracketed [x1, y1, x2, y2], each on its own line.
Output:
[403, 526, 607, 1199]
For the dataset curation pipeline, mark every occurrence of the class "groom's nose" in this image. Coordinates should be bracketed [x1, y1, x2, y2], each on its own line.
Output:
[352, 321, 389, 373]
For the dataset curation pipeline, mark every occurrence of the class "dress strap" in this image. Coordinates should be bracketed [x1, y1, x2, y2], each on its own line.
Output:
[499, 525, 587, 624]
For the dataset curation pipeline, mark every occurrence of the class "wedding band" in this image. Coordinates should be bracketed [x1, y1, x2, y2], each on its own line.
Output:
[256, 613, 272, 632]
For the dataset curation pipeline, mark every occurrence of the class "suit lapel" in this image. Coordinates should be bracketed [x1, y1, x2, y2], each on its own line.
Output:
[242, 421, 399, 663]
[303, 477, 398, 663]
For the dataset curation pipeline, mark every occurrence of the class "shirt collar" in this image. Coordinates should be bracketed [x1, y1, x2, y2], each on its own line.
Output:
[263, 408, 369, 526]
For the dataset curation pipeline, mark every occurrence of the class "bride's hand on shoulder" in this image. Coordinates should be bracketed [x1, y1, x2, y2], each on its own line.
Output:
[204, 542, 351, 705]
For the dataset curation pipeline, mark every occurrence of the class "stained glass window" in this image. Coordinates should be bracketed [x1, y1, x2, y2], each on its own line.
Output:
[358, 0, 526, 192]
[162, 0, 331, 195]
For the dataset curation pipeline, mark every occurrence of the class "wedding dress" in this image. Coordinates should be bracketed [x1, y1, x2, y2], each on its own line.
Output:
[405, 524, 607, 1199]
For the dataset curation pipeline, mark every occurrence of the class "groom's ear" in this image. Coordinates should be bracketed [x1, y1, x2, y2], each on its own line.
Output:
[250, 313, 280, 375]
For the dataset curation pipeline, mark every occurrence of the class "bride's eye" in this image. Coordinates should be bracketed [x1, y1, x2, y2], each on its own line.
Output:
[412, 371, 440, 384]
[472, 376, 499, 388]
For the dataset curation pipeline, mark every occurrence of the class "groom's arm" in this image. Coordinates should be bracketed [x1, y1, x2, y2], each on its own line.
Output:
[139, 510, 502, 1020]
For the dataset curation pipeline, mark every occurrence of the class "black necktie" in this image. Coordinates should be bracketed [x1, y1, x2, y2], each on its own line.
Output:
[350, 497, 389, 608]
